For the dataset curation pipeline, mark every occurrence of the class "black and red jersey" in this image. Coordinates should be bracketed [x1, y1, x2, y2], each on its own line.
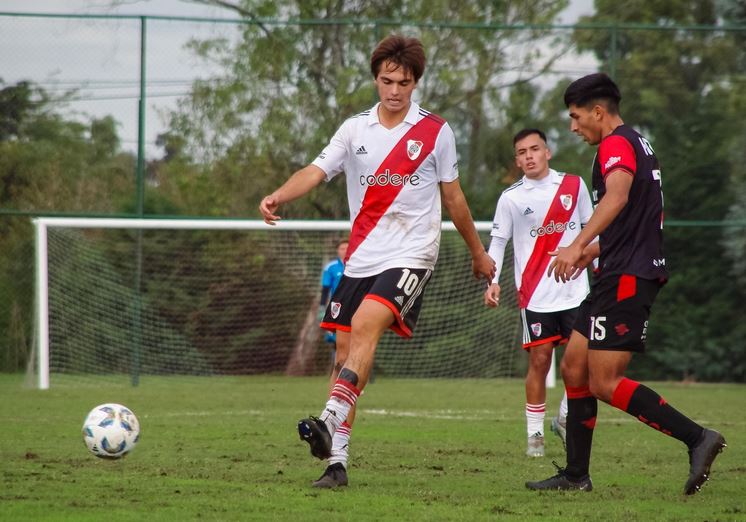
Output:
[592, 124, 668, 281]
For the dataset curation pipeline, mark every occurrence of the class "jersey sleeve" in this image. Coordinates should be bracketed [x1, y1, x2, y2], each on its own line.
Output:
[490, 193, 513, 240]
[320, 263, 333, 287]
[433, 122, 459, 183]
[311, 120, 350, 181]
[577, 177, 594, 225]
[598, 135, 636, 178]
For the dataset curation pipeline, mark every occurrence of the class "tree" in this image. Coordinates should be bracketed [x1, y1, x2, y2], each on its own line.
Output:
[156, 0, 573, 219]
[0, 80, 136, 371]
[572, 0, 746, 381]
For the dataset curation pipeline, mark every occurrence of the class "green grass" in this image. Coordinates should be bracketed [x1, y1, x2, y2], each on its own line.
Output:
[1, 374, 744, 521]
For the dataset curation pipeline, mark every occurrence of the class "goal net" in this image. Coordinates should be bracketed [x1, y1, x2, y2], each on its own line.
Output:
[32, 218, 521, 388]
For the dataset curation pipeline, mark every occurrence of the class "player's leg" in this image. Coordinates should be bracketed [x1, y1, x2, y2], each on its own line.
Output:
[301, 274, 372, 460]
[588, 348, 725, 494]
[521, 309, 565, 456]
[527, 297, 596, 491]
[301, 300, 393, 457]
[525, 342, 553, 457]
[550, 306, 580, 450]
[526, 329, 594, 491]
[301, 267, 431, 462]
[314, 330, 353, 488]
[587, 275, 725, 494]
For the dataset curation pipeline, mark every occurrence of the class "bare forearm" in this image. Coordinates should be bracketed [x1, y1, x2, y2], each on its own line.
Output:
[270, 165, 326, 205]
[446, 193, 483, 256]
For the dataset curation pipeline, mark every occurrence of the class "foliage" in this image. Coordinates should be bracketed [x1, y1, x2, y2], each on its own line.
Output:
[1, 4, 745, 381]
[158, 0, 570, 220]
[571, 0, 746, 382]
[0, 79, 138, 372]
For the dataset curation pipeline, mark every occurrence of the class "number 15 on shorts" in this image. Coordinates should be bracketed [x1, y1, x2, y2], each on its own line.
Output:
[590, 315, 606, 341]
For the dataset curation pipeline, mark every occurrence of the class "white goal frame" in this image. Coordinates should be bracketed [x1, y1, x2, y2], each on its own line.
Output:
[33, 217, 499, 390]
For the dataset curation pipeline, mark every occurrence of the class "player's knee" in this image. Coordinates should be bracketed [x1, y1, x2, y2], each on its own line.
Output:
[588, 379, 613, 403]
[529, 351, 552, 371]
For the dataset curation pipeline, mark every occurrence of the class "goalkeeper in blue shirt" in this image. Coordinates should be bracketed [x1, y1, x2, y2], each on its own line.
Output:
[319, 239, 349, 357]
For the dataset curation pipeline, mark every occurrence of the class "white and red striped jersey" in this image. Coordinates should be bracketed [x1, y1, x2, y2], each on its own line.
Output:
[312, 102, 458, 278]
[490, 169, 593, 312]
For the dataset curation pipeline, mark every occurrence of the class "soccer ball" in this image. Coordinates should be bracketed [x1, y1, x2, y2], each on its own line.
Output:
[82, 403, 140, 459]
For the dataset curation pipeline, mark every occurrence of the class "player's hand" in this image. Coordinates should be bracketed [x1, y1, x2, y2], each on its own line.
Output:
[472, 251, 496, 282]
[317, 305, 326, 321]
[484, 283, 501, 307]
[259, 194, 281, 225]
[565, 245, 596, 280]
[547, 243, 584, 283]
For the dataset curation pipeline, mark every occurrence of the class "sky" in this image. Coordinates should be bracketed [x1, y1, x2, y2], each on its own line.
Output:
[0, 1, 596, 157]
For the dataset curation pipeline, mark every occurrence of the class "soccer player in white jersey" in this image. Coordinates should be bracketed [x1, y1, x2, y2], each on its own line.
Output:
[484, 129, 593, 457]
[259, 34, 495, 488]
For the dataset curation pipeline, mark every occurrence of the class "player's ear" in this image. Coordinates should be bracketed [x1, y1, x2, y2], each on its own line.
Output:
[592, 104, 604, 120]
[546, 147, 552, 161]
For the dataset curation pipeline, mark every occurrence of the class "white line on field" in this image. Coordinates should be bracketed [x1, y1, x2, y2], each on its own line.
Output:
[143, 408, 720, 426]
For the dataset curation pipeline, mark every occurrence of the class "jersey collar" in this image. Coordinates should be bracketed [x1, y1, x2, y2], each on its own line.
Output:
[367, 101, 421, 127]
[522, 168, 562, 190]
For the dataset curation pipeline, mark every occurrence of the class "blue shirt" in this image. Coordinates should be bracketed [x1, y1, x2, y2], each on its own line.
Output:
[321, 258, 345, 299]
[321, 258, 344, 345]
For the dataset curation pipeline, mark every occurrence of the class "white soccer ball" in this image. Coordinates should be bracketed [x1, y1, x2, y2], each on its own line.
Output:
[82, 403, 140, 459]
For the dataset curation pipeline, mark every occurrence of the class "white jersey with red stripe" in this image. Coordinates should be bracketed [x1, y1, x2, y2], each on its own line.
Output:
[490, 169, 593, 312]
[312, 102, 458, 277]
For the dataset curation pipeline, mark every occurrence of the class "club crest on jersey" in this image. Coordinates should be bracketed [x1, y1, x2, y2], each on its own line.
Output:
[531, 322, 542, 337]
[331, 302, 341, 319]
[560, 194, 573, 211]
[407, 140, 423, 160]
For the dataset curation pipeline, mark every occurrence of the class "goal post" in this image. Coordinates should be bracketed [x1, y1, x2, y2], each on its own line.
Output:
[33, 217, 521, 389]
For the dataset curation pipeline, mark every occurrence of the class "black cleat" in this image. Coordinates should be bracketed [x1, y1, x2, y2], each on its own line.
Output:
[298, 416, 332, 460]
[526, 461, 593, 492]
[312, 463, 348, 488]
[684, 428, 726, 495]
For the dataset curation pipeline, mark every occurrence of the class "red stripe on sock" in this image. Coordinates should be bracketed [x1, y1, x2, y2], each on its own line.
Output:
[582, 416, 597, 429]
[566, 385, 592, 399]
[330, 378, 361, 405]
[611, 377, 640, 412]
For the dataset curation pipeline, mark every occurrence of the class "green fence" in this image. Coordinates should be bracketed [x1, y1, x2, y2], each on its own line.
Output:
[1, 10, 745, 380]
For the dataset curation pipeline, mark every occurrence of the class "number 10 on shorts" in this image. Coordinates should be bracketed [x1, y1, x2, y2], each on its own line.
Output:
[396, 268, 420, 296]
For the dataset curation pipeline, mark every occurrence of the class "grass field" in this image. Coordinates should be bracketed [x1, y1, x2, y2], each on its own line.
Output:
[1, 374, 744, 521]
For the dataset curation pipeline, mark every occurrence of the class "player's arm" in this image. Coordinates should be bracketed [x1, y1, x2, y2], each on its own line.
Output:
[440, 179, 496, 282]
[259, 164, 327, 225]
[484, 236, 508, 307]
[548, 168, 632, 282]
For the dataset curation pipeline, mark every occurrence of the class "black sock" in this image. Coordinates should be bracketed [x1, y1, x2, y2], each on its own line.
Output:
[611, 378, 703, 448]
[565, 386, 597, 478]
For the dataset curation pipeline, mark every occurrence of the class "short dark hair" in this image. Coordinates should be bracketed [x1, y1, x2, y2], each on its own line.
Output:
[563, 73, 621, 114]
[513, 128, 547, 147]
[336, 238, 349, 248]
[370, 34, 426, 82]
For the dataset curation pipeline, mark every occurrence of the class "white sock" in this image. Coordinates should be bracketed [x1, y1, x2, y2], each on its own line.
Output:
[558, 392, 568, 422]
[329, 422, 351, 468]
[526, 402, 546, 436]
[319, 379, 360, 435]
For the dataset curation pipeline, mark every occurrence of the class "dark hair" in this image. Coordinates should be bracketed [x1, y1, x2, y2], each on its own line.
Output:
[513, 128, 547, 147]
[563, 73, 621, 114]
[336, 238, 349, 247]
[370, 34, 426, 82]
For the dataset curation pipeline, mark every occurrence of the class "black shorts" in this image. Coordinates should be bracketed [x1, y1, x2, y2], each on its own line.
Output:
[521, 307, 579, 351]
[320, 267, 432, 338]
[573, 274, 661, 352]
